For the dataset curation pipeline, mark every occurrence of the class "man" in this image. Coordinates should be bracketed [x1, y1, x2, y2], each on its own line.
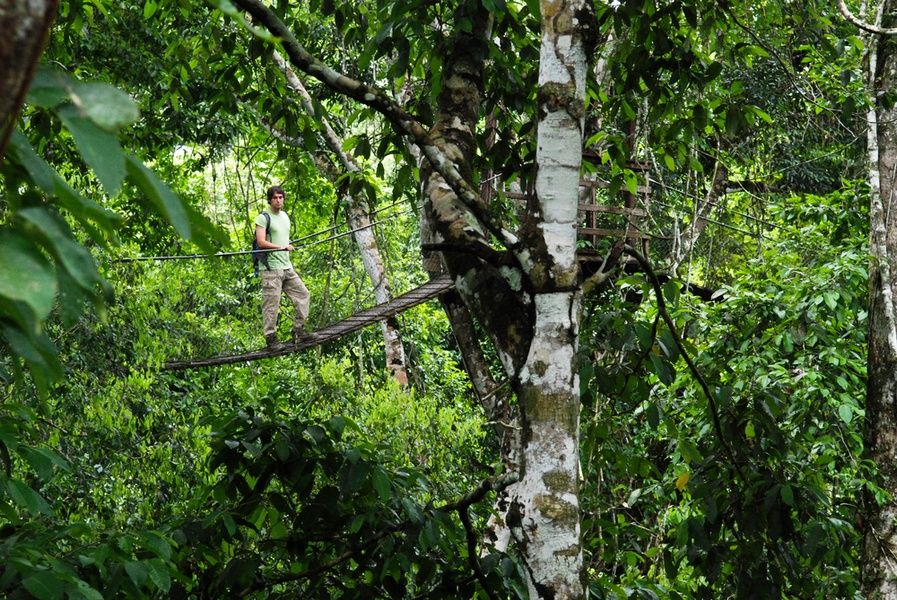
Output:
[255, 185, 311, 348]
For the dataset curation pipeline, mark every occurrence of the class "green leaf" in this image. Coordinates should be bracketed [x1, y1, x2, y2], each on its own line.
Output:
[649, 354, 675, 385]
[125, 155, 191, 239]
[0, 232, 57, 325]
[0, 324, 62, 390]
[222, 512, 237, 536]
[401, 497, 424, 524]
[9, 130, 120, 236]
[124, 560, 148, 588]
[662, 280, 681, 306]
[140, 531, 172, 560]
[743, 44, 770, 58]
[372, 467, 391, 502]
[18, 208, 101, 292]
[623, 169, 638, 196]
[145, 558, 171, 593]
[58, 105, 126, 196]
[780, 484, 794, 507]
[5, 478, 52, 516]
[70, 579, 104, 600]
[26, 67, 71, 109]
[22, 574, 64, 600]
[663, 153, 676, 171]
[22, 446, 69, 481]
[678, 439, 702, 464]
[751, 106, 773, 124]
[838, 404, 853, 424]
[8, 130, 55, 193]
[69, 82, 139, 131]
[144, 0, 158, 19]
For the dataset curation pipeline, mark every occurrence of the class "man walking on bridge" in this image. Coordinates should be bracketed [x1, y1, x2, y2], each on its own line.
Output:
[255, 185, 310, 348]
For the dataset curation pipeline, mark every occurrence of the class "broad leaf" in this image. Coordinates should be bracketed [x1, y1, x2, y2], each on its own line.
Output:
[22, 574, 64, 600]
[0, 231, 57, 325]
[125, 155, 191, 239]
[69, 82, 139, 131]
[18, 208, 101, 292]
[58, 106, 126, 196]
[5, 478, 52, 516]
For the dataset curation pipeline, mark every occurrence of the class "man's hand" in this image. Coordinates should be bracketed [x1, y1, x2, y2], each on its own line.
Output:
[284, 244, 294, 251]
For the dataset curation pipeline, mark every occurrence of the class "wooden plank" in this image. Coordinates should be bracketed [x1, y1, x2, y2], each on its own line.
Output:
[579, 180, 651, 194]
[577, 227, 652, 239]
[504, 184, 650, 199]
[578, 204, 647, 216]
[163, 276, 454, 370]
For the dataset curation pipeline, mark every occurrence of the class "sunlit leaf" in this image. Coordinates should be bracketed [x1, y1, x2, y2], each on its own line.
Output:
[125, 155, 191, 239]
[69, 82, 139, 131]
[58, 106, 126, 196]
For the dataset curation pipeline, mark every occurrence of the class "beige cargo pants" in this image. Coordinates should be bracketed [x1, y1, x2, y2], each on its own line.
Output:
[261, 269, 310, 337]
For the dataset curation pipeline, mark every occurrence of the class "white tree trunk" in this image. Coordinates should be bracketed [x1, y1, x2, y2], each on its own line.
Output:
[505, 1, 590, 596]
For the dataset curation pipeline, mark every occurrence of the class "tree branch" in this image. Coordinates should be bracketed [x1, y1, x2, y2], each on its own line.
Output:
[459, 506, 496, 600]
[623, 245, 746, 483]
[582, 240, 624, 295]
[838, 0, 897, 35]
[261, 472, 519, 587]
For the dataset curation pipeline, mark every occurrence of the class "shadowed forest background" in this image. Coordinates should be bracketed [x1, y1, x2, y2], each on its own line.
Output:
[1, 0, 895, 598]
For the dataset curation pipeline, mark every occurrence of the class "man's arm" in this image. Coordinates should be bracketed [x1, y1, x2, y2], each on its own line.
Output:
[255, 225, 294, 251]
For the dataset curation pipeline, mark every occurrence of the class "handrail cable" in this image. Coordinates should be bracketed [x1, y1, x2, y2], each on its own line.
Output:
[647, 177, 784, 232]
[111, 202, 415, 264]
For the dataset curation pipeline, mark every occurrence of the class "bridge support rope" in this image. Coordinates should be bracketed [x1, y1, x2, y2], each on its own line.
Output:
[162, 275, 454, 371]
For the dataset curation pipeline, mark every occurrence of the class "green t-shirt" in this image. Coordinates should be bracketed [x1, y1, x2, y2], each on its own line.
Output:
[255, 210, 292, 270]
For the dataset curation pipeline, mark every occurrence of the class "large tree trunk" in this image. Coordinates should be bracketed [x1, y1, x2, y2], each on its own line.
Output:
[420, 0, 590, 593]
[420, 216, 502, 411]
[271, 51, 409, 386]
[862, 1, 897, 596]
[504, 1, 590, 596]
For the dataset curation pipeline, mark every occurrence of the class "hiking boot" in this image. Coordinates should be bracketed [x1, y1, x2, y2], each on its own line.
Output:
[265, 334, 282, 350]
[292, 326, 305, 345]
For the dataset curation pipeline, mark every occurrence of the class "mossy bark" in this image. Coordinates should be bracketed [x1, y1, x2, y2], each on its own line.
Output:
[862, 3, 897, 597]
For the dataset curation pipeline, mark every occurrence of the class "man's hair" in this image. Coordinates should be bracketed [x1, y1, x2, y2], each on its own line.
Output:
[267, 185, 285, 202]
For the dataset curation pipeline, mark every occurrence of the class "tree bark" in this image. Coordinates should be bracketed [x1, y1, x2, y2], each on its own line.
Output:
[861, 1, 897, 596]
[0, 0, 58, 158]
[271, 51, 409, 386]
[501, 2, 591, 596]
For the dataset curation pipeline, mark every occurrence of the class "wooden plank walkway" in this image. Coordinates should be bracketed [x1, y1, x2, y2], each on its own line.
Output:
[163, 275, 454, 371]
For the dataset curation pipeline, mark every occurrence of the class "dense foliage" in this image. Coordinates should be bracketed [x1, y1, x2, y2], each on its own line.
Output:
[0, 0, 881, 598]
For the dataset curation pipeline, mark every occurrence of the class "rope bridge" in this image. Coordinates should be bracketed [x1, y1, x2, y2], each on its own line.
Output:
[163, 275, 455, 371]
